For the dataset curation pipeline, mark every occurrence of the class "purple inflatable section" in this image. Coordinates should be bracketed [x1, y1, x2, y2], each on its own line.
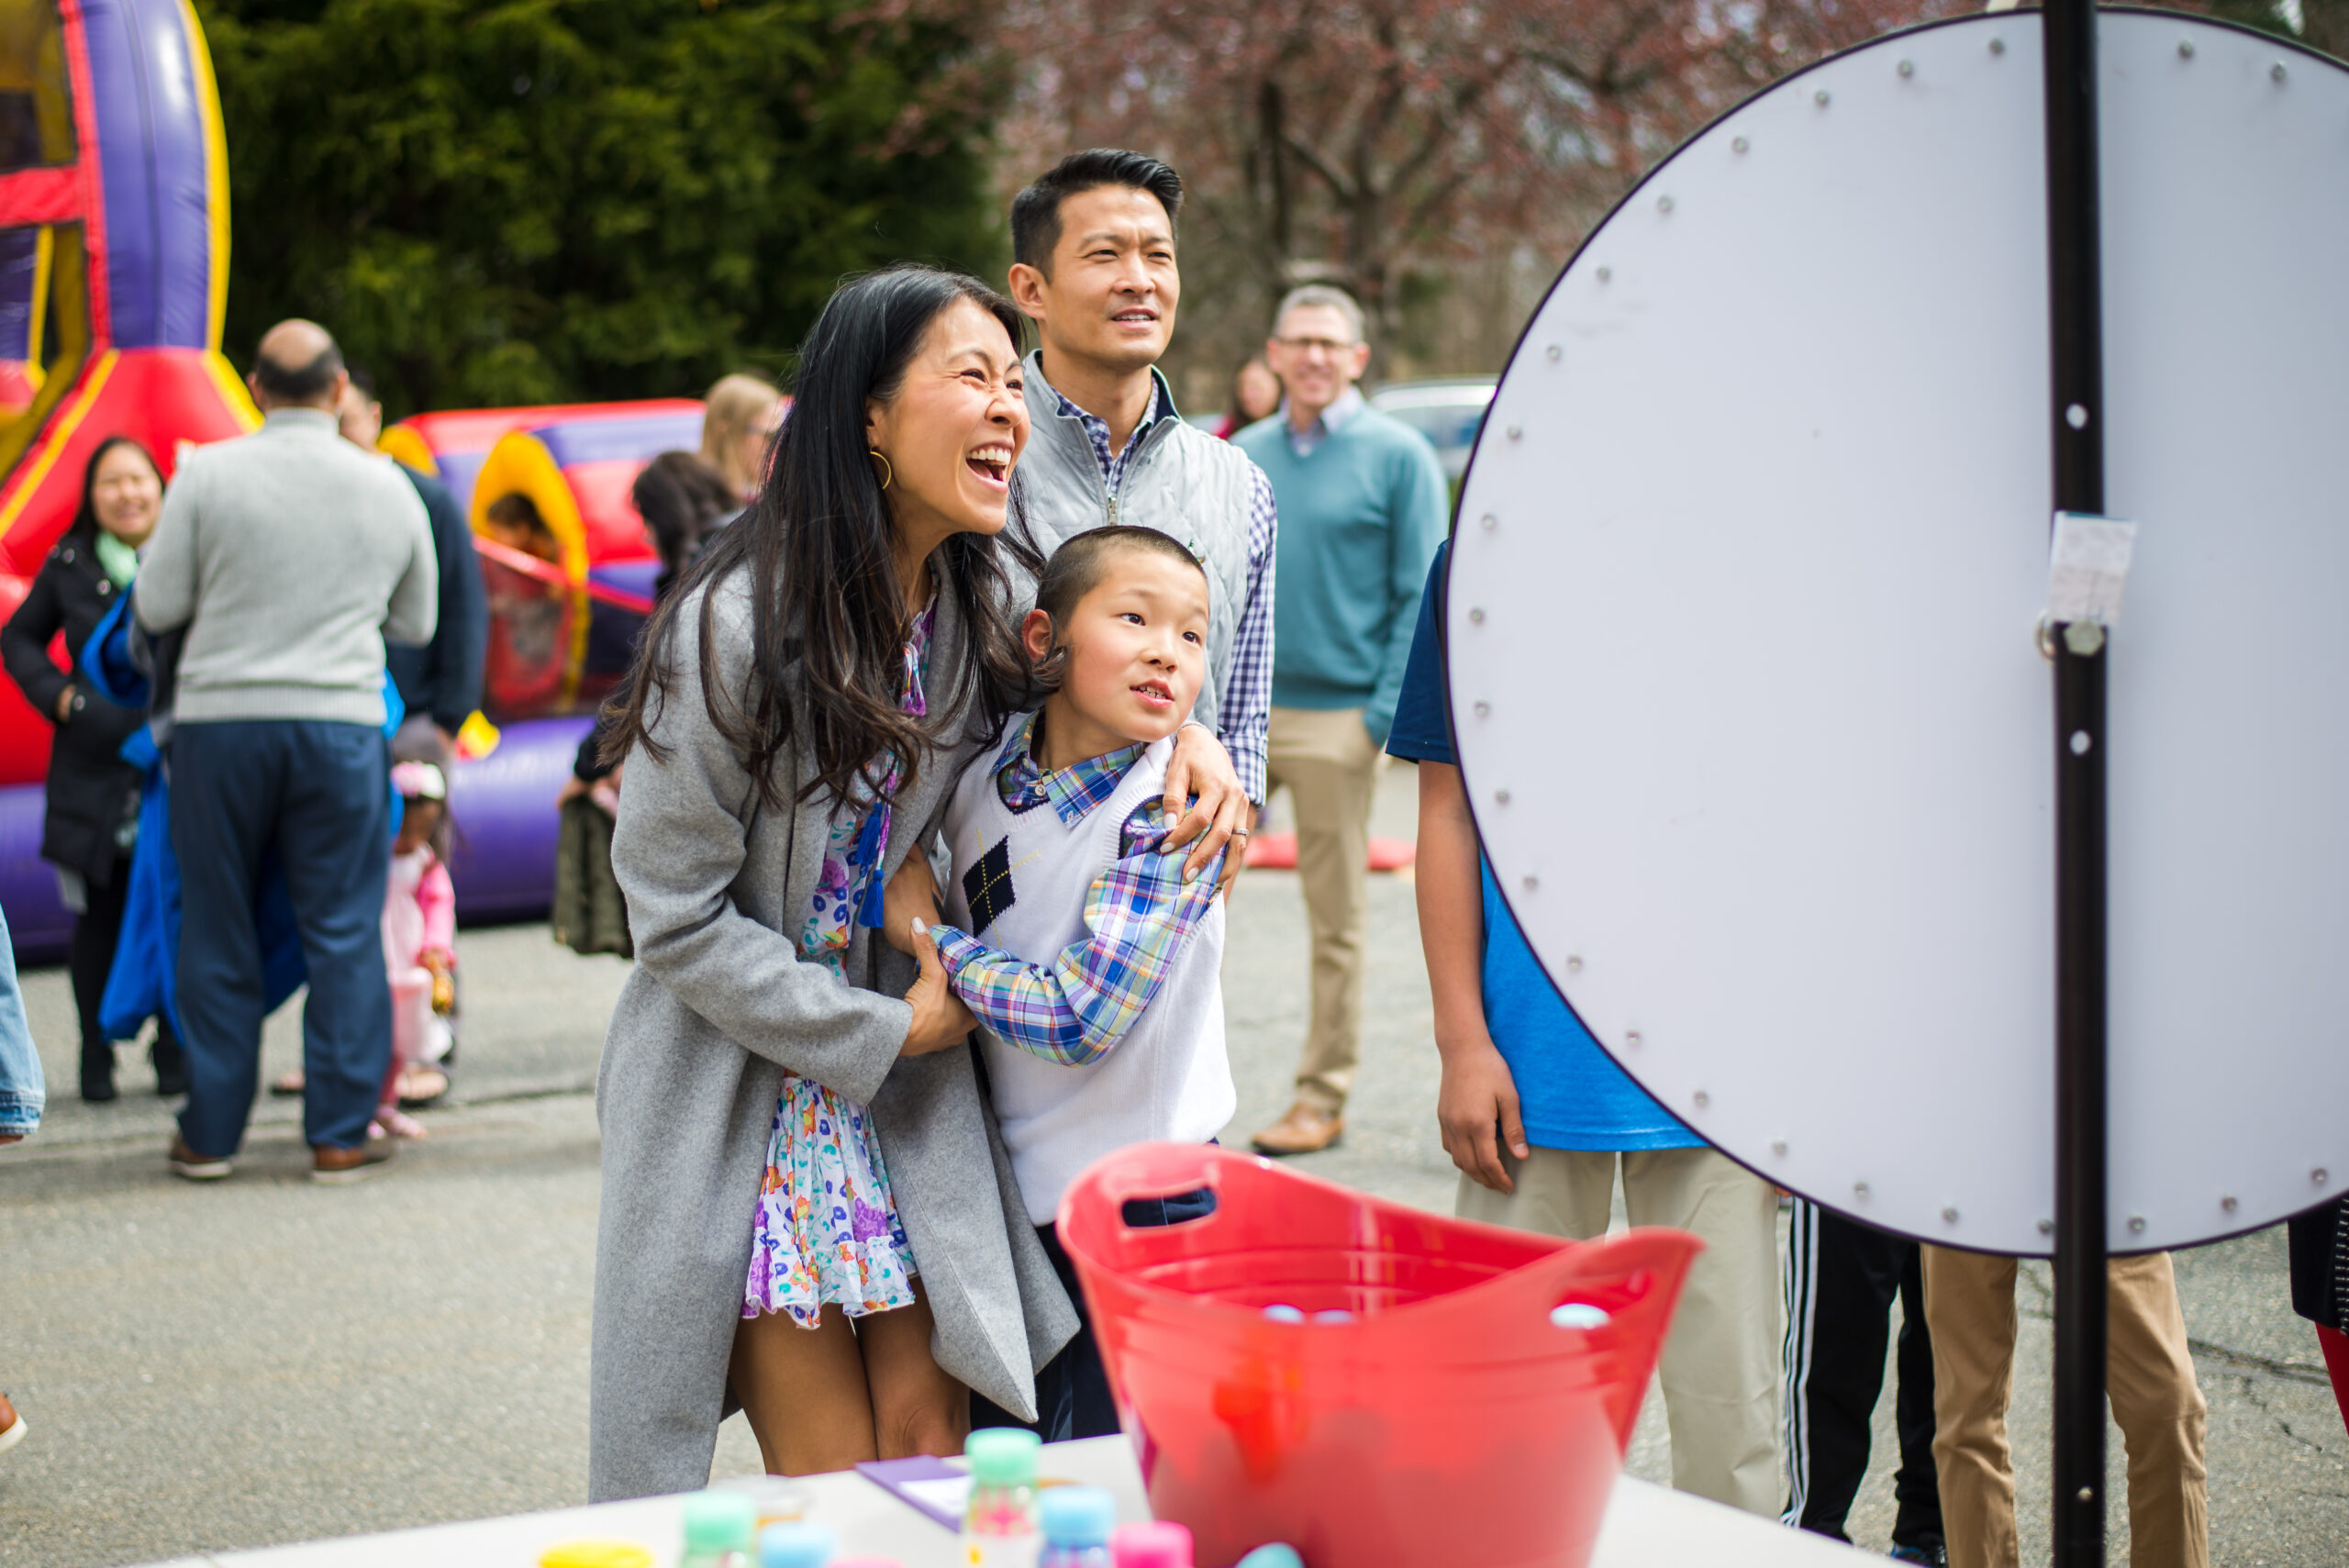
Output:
[445, 716, 595, 923]
[0, 717, 593, 966]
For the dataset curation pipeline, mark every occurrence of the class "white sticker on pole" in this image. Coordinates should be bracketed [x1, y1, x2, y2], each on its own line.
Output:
[2047, 513, 2138, 626]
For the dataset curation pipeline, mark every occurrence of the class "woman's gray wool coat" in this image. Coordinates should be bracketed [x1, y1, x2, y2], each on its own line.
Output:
[587, 572, 1080, 1501]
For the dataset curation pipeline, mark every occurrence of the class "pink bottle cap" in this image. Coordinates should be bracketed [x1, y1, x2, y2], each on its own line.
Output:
[1111, 1521, 1195, 1568]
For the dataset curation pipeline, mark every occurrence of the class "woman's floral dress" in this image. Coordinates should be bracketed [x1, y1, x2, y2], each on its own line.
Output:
[741, 602, 935, 1326]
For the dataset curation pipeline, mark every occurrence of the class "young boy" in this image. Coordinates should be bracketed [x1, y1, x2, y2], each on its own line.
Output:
[1386, 539, 1785, 1517]
[887, 525, 1234, 1440]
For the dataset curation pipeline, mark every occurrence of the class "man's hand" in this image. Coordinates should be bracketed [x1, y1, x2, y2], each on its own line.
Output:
[1162, 724, 1252, 891]
[52, 684, 74, 723]
[1437, 1031, 1530, 1195]
[899, 917, 975, 1056]
[883, 853, 943, 957]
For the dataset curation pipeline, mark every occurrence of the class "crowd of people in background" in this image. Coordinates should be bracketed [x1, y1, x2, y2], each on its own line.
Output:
[0, 136, 2343, 1568]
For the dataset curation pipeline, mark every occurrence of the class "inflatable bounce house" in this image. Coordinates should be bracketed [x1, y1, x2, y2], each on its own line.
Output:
[0, 0, 709, 960]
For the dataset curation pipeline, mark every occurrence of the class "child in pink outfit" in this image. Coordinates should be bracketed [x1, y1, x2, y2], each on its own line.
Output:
[376, 762, 456, 1140]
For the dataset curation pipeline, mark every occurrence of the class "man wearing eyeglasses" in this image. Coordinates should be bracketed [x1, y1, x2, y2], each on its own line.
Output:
[1238, 285, 1448, 1156]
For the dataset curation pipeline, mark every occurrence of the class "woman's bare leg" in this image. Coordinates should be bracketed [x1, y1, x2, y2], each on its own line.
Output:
[729, 1305, 878, 1475]
[857, 1283, 970, 1460]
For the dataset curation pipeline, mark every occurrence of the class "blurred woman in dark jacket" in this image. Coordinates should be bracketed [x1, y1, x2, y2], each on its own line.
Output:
[1, 435, 185, 1101]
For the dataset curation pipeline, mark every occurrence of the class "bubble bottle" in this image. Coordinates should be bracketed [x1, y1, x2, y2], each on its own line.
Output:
[680, 1490, 758, 1568]
[760, 1520, 837, 1568]
[1037, 1485, 1116, 1567]
[961, 1428, 1043, 1567]
[1109, 1521, 1193, 1568]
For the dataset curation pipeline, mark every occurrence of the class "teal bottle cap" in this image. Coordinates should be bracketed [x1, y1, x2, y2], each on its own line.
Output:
[964, 1426, 1042, 1486]
[1039, 1485, 1116, 1546]
[759, 1519, 837, 1568]
[1236, 1547, 1305, 1568]
[683, 1490, 759, 1553]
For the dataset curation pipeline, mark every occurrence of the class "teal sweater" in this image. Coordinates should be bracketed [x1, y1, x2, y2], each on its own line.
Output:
[1236, 406, 1448, 744]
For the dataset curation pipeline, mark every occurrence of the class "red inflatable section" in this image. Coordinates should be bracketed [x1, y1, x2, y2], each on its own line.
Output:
[1057, 1144, 1701, 1568]
[0, 346, 257, 784]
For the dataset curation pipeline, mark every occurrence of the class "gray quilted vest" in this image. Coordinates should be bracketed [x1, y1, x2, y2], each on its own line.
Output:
[1010, 350, 1258, 736]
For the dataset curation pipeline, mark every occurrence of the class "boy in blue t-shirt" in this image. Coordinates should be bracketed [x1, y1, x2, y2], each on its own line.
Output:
[1386, 542, 1783, 1518]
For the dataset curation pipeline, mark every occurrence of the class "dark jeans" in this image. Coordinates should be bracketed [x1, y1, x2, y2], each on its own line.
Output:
[170, 720, 390, 1156]
[1782, 1199, 1943, 1553]
[70, 866, 182, 1084]
[971, 1186, 1219, 1441]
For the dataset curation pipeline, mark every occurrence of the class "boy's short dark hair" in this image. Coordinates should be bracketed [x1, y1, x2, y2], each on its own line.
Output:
[1029, 526, 1208, 695]
[1010, 150, 1184, 274]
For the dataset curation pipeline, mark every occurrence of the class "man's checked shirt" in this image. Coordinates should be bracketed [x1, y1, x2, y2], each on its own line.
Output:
[1051, 373, 1276, 803]
[930, 713, 1224, 1067]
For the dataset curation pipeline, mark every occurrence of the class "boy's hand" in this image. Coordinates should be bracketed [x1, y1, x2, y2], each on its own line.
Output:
[883, 854, 942, 957]
[1163, 724, 1251, 890]
[899, 917, 976, 1056]
[1437, 1033, 1531, 1194]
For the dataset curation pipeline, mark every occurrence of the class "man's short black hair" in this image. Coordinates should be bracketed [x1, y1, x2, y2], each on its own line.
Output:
[1010, 150, 1183, 273]
[252, 337, 346, 404]
[344, 362, 377, 401]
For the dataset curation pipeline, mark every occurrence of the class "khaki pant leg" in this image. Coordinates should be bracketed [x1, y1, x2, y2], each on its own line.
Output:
[2105, 1252, 2209, 1568]
[1453, 1145, 1616, 1241]
[1265, 706, 1381, 1115]
[1922, 1245, 2022, 1568]
[1619, 1148, 1784, 1516]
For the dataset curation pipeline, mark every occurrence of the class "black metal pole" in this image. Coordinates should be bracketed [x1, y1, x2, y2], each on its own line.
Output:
[2044, 0, 2109, 1563]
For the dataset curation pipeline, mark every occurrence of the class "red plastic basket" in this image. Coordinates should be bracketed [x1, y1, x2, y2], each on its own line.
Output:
[1055, 1144, 1701, 1568]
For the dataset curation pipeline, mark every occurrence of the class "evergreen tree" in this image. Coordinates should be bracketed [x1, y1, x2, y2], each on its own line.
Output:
[200, 0, 1007, 415]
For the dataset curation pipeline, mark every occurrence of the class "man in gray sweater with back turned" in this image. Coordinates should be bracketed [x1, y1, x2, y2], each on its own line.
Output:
[137, 319, 436, 1184]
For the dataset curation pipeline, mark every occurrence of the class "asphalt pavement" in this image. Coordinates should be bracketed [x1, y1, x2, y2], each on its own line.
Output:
[2, 766, 2343, 1564]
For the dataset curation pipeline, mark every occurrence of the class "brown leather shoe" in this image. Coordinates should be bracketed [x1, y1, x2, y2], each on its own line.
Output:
[167, 1137, 232, 1181]
[1250, 1102, 1344, 1156]
[312, 1136, 396, 1184]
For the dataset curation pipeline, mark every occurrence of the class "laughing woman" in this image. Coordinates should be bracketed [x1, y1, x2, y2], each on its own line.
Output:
[588, 267, 1078, 1496]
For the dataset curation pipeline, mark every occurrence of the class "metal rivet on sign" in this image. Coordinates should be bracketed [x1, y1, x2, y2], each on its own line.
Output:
[1479, 512, 1497, 530]
[1656, 195, 1674, 215]
[2177, 39, 2194, 59]
[2221, 1195, 2239, 1212]
[2066, 403, 2089, 429]
[1854, 1181, 1869, 1199]
[1815, 89, 1831, 106]
[2077, 1486, 2095, 1504]
[1506, 424, 1523, 440]
[2317, 1167, 2332, 1185]
[1770, 1140, 1787, 1157]
[2128, 1215, 2146, 1233]
[1943, 1207, 1959, 1224]
[1731, 136, 1749, 154]
[2039, 1218, 2055, 1235]
[2273, 61, 2288, 83]
[2070, 729, 2092, 756]
[1898, 59, 1914, 77]
[1624, 1030, 1642, 1048]
[1473, 700, 1490, 717]
[1522, 874, 1539, 893]
[1693, 1091, 1709, 1108]
[1565, 955, 1583, 973]
[1545, 343, 1562, 361]
[1596, 266, 1611, 284]
[1468, 607, 1486, 624]
[1990, 36, 2006, 55]
[1494, 789, 1510, 805]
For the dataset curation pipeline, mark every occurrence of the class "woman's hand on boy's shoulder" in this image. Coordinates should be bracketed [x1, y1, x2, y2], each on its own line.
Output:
[1161, 725, 1250, 891]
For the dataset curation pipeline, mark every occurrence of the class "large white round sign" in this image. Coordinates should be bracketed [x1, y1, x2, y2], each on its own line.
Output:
[1451, 11, 2349, 1257]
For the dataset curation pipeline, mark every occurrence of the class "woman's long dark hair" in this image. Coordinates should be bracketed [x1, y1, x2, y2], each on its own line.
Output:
[72, 435, 162, 543]
[601, 265, 1042, 812]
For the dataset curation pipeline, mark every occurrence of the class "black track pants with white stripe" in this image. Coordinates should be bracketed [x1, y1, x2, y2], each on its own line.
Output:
[1781, 1197, 1944, 1551]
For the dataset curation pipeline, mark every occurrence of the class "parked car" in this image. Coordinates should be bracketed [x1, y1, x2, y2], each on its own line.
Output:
[1369, 377, 1498, 484]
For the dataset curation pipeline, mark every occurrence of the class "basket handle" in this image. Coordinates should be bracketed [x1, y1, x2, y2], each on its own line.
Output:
[1060, 1142, 1275, 1238]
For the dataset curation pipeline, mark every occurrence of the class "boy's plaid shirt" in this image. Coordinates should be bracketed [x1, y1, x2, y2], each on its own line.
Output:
[930, 714, 1225, 1067]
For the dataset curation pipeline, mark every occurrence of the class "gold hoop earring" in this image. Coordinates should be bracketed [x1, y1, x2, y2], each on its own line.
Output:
[868, 449, 893, 491]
